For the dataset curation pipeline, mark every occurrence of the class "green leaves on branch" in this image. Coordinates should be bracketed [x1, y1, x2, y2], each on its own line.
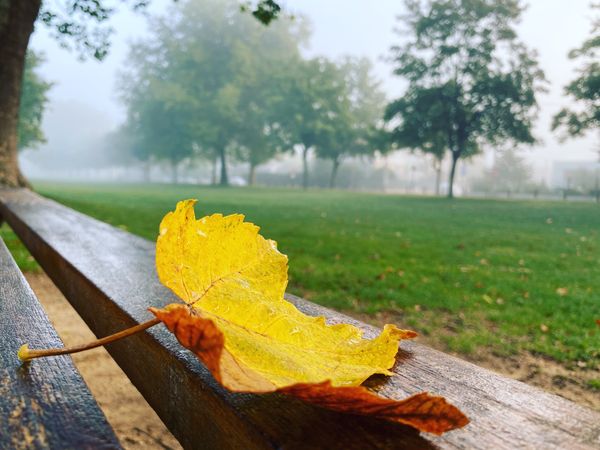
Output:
[552, 4, 600, 139]
[37, 0, 282, 61]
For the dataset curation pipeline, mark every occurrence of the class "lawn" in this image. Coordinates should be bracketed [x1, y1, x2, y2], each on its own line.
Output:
[2, 182, 598, 368]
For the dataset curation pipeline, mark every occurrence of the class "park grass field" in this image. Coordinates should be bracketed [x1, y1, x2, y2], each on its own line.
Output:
[2, 182, 599, 371]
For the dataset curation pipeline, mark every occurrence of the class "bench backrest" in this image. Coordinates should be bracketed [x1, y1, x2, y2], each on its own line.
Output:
[1, 188, 599, 449]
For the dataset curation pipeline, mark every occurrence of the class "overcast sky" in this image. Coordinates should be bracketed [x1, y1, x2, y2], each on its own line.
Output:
[29, 0, 598, 176]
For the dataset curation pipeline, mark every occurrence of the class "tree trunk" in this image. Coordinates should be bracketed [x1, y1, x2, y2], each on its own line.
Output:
[171, 159, 178, 184]
[143, 159, 151, 182]
[329, 158, 340, 189]
[211, 155, 218, 185]
[0, 0, 41, 187]
[447, 151, 459, 199]
[434, 159, 442, 196]
[248, 163, 257, 186]
[219, 146, 228, 186]
[302, 146, 309, 190]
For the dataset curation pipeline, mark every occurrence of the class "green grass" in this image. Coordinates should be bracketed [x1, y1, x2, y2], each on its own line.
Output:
[0, 223, 40, 272]
[3, 182, 599, 367]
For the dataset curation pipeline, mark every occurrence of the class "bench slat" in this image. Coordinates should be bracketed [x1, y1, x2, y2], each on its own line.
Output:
[0, 236, 122, 450]
[1, 188, 599, 450]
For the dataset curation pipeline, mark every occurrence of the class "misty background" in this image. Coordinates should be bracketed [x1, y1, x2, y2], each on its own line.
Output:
[20, 0, 600, 196]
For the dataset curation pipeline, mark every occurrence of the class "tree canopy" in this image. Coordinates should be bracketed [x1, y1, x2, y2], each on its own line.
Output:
[385, 0, 546, 198]
[119, 0, 306, 185]
[118, 0, 384, 187]
[552, 3, 600, 142]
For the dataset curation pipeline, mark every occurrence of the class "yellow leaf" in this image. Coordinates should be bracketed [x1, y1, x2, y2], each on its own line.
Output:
[556, 287, 568, 297]
[154, 200, 468, 434]
[150, 304, 468, 435]
[156, 200, 408, 387]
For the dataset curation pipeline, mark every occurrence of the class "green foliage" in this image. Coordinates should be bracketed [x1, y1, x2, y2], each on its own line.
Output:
[552, 3, 600, 139]
[0, 224, 39, 272]
[31, 182, 600, 368]
[314, 58, 387, 188]
[119, 0, 305, 185]
[386, 0, 546, 198]
[17, 51, 52, 151]
[37, 0, 282, 60]
[118, 0, 384, 187]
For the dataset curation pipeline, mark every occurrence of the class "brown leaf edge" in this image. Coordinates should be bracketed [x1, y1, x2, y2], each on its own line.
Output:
[149, 304, 469, 435]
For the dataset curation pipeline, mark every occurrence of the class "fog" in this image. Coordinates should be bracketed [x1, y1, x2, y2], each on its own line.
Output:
[22, 0, 599, 195]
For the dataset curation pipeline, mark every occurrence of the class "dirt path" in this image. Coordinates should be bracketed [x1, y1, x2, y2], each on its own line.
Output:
[354, 310, 600, 411]
[25, 273, 182, 450]
[24, 271, 599, 450]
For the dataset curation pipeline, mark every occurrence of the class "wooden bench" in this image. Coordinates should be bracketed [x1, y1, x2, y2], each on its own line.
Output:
[0, 187, 599, 449]
[0, 231, 121, 448]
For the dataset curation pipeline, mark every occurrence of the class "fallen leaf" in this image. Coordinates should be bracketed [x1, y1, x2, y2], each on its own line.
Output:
[150, 304, 467, 435]
[152, 200, 468, 434]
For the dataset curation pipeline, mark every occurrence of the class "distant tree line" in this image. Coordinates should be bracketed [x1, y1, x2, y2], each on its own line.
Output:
[13, 0, 600, 197]
[114, 0, 386, 188]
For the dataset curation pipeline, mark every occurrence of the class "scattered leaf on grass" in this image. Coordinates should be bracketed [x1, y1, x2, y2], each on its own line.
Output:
[152, 200, 468, 434]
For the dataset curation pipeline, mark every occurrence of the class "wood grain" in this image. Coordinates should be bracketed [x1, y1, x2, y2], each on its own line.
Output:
[1, 188, 599, 449]
[0, 236, 121, 450]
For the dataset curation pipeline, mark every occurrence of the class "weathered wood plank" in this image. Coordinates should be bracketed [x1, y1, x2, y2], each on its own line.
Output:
[0, 236, 122, 450]
[1, 188, 599, 450]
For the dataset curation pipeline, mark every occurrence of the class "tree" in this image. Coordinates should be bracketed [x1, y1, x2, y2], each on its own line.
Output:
[552, 3, 599, 142]
[471, 148, 532, 194]
[18, 51, 52, 151]
[274, 57, 349, 189]
[119, 0, 299, 186]
[385, 0, 546, 198]
[315, 57, 386, 188]
[0, 0, 281, 187]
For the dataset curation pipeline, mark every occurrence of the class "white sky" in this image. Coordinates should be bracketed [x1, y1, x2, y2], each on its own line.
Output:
[29, 0, 599, 178]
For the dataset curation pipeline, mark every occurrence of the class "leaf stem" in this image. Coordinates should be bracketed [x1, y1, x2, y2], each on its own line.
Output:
[18, 317, 162, 362]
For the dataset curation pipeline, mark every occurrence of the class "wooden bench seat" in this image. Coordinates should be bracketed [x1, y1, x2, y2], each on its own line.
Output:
[0, 235, 121, 450]
[1, 188, 599, 449]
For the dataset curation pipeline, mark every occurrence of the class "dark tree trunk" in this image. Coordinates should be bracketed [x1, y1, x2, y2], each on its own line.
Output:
[248, 163, 257, 186]
[447, 151, 459, 199]
[211, 155, 218, 185]
[329, 158, 340, 189]
[302, 146, 309, 190]
[0, 0, 41, 187]
[219, 146, 228, 186]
